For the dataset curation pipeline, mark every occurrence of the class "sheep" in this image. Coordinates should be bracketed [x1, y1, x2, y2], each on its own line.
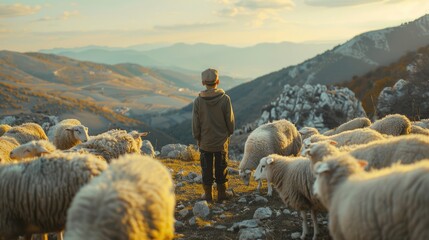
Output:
[298, 127, 320, 140]
[306, 135, 429, 170]
[303, 128, 385, 150]
[10, 140, 56, 160]
[253, 154, 325, 240]
[412, 118, 429, 129]
[238, 119, 302, 191]
[313, 154, 429, 240]
[3, 122, 49, 144]
[0, 151, 108, 240]
[64, 154, 175, 240]
[48, 119, 89, 150]
[369, 113, 411, 136]
[322, 117, 371, 136]
[68, 129, 145, 163]
[0, 124, 11, 136]
[0, 136, 20, 163]
[410, 125, 429, 136]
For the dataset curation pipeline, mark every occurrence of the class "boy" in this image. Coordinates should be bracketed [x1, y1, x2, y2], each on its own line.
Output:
[192, 68, 235, 202]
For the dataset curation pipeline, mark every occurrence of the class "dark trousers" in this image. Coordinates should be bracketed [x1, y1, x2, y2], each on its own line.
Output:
[199, 149, 228, 186]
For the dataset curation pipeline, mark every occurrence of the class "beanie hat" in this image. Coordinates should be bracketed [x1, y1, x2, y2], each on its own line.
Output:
[201, 68, 219, 85]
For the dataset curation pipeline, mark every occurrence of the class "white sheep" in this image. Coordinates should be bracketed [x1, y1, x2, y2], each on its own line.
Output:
[48, 119, 89, 150]
[239, 119, 302, 191]
[313, 154, 429, 240]
[410, 125, 429, 136]
[0, 124, 11, 136]
[306, 134, 429, 170]
[254, 154, 325, 240]
[303, 128, 385, 150]
[298, 127, 320, 141]
[0, 151, 108, 240]
[0, 136, 20, 163]
[369, 113, 411, 136]
[322, 117, 371, 136]
[10, 140, 56, 160]
[69, 129, 145, 163]
[3, 122, 49, 144]
[64, 154, 175, 240]
[412, 118, 429, 129]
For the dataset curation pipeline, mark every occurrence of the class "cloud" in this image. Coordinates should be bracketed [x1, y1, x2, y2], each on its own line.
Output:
[34, 10, 80, 22]
[303, 0, 406, 7]
[236, 0, 294, 10]
[0, 3, 41, 18]
[62, 10, 79, 20]
[153, 22, 224, 31]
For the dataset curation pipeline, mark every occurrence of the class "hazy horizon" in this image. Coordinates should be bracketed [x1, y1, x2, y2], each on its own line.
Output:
[1, 0, 428, 52]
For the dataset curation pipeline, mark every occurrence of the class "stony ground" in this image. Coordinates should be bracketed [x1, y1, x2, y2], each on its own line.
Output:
[162, 158, 333, 240]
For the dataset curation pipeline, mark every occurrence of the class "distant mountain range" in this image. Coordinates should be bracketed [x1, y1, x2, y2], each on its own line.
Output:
[163, 14, 429, 144]
[40, 41, 336, 78]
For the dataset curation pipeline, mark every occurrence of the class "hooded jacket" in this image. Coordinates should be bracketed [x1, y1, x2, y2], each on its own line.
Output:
[192, 88, 235, 152]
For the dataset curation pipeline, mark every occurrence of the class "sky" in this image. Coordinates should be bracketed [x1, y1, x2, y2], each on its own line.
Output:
[0, 0, 428, 52]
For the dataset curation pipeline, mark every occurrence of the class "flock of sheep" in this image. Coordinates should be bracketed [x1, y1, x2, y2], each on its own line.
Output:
[1, 113, 428, 240]
[239, 114, 429, 240]
[0, 119, 174, 240]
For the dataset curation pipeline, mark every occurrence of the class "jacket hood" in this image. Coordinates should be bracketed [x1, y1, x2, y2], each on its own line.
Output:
[199, 88, 225, 105]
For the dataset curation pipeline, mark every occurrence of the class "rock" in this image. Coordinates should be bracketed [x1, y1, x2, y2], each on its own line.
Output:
[253, 207, 272, 220]
[228, 219, 262, 231]
[175, 220, 185, 230]
[178, 208, 189, 218]
[193, 201, 210, 218]
[141, 140, 155, 157]
[160, 143, 188, 159]
[254, 196, 268, 204]
[238, 197, 247, 203]
[238, 228, 265, 240]
[291, 232, 301, 239]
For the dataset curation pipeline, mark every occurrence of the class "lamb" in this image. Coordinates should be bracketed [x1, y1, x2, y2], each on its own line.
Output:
[3, 122, 49, 144]
[253, 154, 326, 240]
[238, 119, 302, 190]
[0, 151, 108, 240]
[306, 135, 429, 170]
[410, 125, 429, 136]
[0, 124, 11, 136]
[369, 113, 411, 136]
[298, 127, 320, 140]
[68, 129, 146, 163]
[48, 119, 89, 150]
[322, 117, 371, 136]
[64, 154, 175, 240]
[313, 154, 429, 240]
[10, 140, 56, 160]
[303, 128, 385, 150]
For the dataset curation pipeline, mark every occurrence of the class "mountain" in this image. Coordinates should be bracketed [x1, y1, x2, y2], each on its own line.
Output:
[40, 41, 336, 78]
[163, 14, 429, 144]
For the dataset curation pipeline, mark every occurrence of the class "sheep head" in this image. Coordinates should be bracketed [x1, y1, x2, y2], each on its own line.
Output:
[253, 156, 274, 181]
[66, 125, 89, 143]
[239, 169, 252, 186]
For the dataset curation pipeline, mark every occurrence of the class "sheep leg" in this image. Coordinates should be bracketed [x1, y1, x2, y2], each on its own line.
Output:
[311, 210, 319, 240]
[300, 210, 309, 240]
[255, 179, 262, 193]
[57, 231, 64, 240]
[267, 179, 273, 197]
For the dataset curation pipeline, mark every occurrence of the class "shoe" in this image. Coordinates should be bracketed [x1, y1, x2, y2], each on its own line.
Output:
[202, 184, 213, 202]
[217, 183, 232, 203]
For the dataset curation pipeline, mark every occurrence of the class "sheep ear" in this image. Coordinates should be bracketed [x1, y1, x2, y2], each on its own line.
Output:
[328, 140, 337, 145]
[315, 162, 330, 174]
[357, 160, 368, 169]
[266, 157, 274, 165]
[303, 149, 310, 156]
[65, 128, 73, 132]
[139, 132, 149, 137]
[245, 169, 251, 174]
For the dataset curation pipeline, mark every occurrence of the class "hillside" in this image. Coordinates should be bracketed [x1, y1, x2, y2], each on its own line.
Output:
[40, 41, 335, 78]
[162, 14, 429, 144]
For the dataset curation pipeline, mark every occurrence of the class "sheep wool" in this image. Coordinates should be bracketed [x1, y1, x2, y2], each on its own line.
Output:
[10, 140, 57, 160]
[322, 117, 371, 136]
[239, 119, 302, 186]
[48, 119, 89, 150]
[369, 113, 411, 136]
[3, 122, 48, 144]
[0, 151, 108, 239]
[313, 155, 429, 240]
[298, 127, 320, 141]
[0, 136, 20, 163]
[254, 154, 325, 240]
[410, 125, 429, 136]
[305, 128, 385, 149]
[307, 135, 429, 170]
[69, 129, 142, 163]
[0, 124, 11, 136]
[64, 154, 175, 240]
